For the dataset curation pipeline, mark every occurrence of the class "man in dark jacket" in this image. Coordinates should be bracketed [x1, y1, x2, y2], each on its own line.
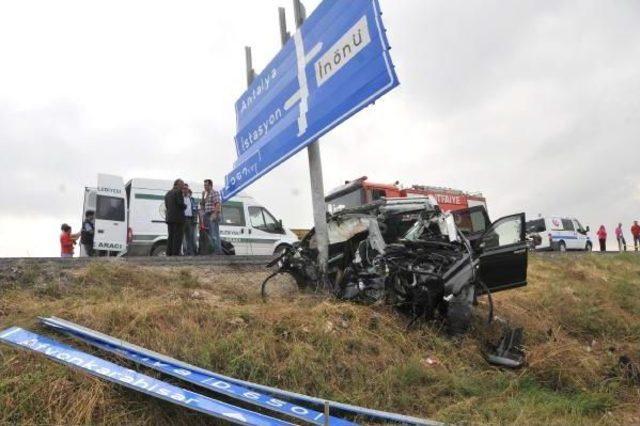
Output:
[80, 210, 95, 256]
[165, 179, 186, 256]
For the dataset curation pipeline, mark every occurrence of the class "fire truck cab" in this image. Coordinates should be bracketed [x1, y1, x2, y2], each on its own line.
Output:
[325, 176, 487, 214]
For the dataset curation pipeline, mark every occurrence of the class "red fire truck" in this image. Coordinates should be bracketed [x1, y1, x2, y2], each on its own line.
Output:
[325, 176, 487, 213]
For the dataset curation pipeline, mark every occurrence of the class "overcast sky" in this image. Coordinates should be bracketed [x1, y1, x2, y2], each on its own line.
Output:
[0, 0, 638, 256]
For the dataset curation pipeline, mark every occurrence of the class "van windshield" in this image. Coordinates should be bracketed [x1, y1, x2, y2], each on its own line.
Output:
[526, 218, 546, 233]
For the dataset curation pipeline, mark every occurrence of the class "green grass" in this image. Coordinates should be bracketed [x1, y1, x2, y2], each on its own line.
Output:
[0, 255, 639, 425]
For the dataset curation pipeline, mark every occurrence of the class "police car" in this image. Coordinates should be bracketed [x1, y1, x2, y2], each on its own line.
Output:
[526, 216, 592, 252]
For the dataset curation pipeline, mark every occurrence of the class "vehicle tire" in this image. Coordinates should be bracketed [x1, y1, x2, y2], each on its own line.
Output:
[273, 244, 290, 256]
[585, 242, 592, 252]
[558, 241, 567, 252]
[446, 286, 474, 336]
[261, 271, 300, 301]
[151, 243, 167, 257]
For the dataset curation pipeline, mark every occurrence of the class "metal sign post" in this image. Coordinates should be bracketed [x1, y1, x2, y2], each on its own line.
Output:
[289, 0, 329, 276]
[231, 0, 399, 279]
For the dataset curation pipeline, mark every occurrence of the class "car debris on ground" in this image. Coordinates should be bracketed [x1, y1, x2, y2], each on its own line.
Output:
[262, 197, 529, 367]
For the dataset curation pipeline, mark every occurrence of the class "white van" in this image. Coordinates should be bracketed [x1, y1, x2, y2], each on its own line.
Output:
[80, 174, 299, 256]
[525, 216, 592, 252]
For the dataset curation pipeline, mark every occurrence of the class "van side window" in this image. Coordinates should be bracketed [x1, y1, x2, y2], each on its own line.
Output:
[526, 219, 546, 233]
[222, 202, 245, 226]
[249, 206, 283, 234]
[262, 208, 282, 233]
[96, 195, 125, 221]
[249, 206, 265, 229]
[561, 219, 575, 231]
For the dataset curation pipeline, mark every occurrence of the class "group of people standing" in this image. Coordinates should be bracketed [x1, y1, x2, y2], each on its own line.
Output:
[164, 178, 223, 256]
[596, 221, 640, 252]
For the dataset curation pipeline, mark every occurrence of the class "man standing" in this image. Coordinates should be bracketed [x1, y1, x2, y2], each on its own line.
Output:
[201, 179, 223, 254]
[632, 221, 640, 251]
[615, 223, 627, 252]
[182, 184, 198, 256]
[80, 210, 95, 256]
[164, 179, 186, 256]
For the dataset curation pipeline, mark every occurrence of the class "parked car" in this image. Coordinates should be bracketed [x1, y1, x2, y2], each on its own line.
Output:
[525, 216, 592, 252]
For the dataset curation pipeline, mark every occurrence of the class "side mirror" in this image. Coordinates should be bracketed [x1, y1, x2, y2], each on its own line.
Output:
[585, 226, 590, 232]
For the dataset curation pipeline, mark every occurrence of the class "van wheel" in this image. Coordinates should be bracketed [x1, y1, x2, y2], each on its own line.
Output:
[585, 242, 592, 252]
[273, 244, 290, 256]
[151, 243, 167, 257]
[558, 241, 567, 252]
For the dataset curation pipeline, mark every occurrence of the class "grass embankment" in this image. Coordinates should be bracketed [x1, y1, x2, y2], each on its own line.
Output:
[0, 255, 639, 425]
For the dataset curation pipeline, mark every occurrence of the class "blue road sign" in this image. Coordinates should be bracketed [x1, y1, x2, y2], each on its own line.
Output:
[52, 330, 356, 426]
[0, 327, 293, 426]
[40, 316, 438, 426]
[222, 0, 399, 201]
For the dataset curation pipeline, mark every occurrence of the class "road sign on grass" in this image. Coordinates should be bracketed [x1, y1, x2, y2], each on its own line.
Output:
[222, 0, 399, 201]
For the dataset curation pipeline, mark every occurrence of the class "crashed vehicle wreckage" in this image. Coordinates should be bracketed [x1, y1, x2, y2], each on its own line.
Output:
[263, 197, 528, 367]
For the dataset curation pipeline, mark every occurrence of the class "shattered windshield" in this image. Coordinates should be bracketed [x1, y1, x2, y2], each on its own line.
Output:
[327, 188, 363, 213]
[402, 220, 425, 242]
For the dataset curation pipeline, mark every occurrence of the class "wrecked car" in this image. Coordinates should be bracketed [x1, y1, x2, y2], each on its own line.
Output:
[263, 198, 528, 335]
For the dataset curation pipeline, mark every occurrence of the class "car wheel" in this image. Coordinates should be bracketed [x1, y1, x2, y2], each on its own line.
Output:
[151, 243, 167, 257]
[273, 244, 290, 256]
[585, 242, 592, 252]
[558, 241, 567, 252]
[446, 286, 474, 336]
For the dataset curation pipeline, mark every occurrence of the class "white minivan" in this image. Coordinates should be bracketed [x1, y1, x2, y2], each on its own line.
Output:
[525, 216, 592, 252]
[80, 174, 299, 256]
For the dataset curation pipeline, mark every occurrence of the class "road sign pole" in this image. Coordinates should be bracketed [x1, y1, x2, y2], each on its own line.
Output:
[244, 46, 255, 86]
[291, 0, 330, 279]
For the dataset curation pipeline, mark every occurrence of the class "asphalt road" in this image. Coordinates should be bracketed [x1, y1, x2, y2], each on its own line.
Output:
[0, 255, 275, 268]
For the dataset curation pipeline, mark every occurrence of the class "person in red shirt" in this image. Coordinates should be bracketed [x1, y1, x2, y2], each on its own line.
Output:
[631, 221, 640, 251]
[596, 225, 607, 252]
[60, 223, 80, 258]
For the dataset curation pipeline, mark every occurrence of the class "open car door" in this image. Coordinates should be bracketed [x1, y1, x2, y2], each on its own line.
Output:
[94, 174, 128, 255]
[477, 213, 528, 293]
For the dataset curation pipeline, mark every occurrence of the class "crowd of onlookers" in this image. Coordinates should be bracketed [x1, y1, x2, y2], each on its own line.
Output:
[58, 178, 223, 258]
[163, 178, 223, 256]
[595, 221, 640, 252]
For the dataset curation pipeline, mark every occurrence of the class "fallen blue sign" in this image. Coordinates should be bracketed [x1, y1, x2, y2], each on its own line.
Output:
[41, 316, 439, 426]
[222, 0, 399, 201]
[46, 328, 355, 425]
[0, 327, 292, 426]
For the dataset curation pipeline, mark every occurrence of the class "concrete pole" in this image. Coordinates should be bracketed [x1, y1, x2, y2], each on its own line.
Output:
[291, 0, 330, 278]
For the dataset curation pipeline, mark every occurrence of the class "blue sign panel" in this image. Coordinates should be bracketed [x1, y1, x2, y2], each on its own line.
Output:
[0, 327, 292, 426]
[40, 316, 436, 426]
[60, 331, 355, 426]
[222, 0, 399, 201]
